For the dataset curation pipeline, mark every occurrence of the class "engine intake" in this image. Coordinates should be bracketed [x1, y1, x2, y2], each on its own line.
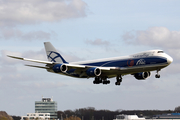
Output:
[86, 67, 101, 77]
[134, 71, 151, 80]
[52, 64, 67, 73]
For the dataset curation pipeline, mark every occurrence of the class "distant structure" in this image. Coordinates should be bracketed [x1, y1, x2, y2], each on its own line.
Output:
[113, 114, 145, 120]
[113, 113, 180, 120]
[21, 113, 50, 120]
[154, 113, 180, 119]
[35, 97, 57, 119]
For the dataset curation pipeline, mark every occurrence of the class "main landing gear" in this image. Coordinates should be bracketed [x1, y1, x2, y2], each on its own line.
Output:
[93, 75, 123, 86]
[155, 69, 161, 78]
[115, 75, 122, 86]
[93, 77, 110, 85]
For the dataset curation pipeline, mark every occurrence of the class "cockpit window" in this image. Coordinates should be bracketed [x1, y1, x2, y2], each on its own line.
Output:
[158, 51, 164, 53]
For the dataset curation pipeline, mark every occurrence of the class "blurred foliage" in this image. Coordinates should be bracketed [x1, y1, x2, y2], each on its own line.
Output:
[0, 117, 8, 120]
[64, 116, 81, 120]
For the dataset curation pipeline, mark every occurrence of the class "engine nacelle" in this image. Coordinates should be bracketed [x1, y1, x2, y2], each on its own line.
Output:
[52, 64, 68, 73]
[86, 67, 101, 77]
[134, 71, 151, 80]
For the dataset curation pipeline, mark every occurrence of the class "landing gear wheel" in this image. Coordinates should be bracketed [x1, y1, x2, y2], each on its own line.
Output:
[155, 74, 160, 78]
[115, 81, 121, 85]
[93, 77, 109, 85]
[155, 69, 161, 78]
[101, 77, 110, 85]
[115, 75, 122, 86]
[103, 80, 110, 85]
[93, 77, 102, 84]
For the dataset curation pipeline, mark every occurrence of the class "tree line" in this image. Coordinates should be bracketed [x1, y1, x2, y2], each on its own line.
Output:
[2, 106, 180, 120]
[57, 107, 119, 120]
[57, 106, 180, 120]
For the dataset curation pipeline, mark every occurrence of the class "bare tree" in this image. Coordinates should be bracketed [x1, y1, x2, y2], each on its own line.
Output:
[175, 106, 180, 112]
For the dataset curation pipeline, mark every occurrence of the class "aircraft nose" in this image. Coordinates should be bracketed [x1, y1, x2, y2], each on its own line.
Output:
[167, 56, 173, 64]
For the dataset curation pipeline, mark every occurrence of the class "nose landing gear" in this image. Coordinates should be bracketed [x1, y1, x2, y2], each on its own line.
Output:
[155, 69, 161, 78]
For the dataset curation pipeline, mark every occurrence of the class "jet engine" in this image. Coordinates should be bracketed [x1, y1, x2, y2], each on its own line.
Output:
[52, 64, 68, 73]
[134, 71, 151, 80]
[86, 67, 101, 77]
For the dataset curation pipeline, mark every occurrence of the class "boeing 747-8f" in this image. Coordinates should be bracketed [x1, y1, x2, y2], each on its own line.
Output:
[7, 42, 173, 85]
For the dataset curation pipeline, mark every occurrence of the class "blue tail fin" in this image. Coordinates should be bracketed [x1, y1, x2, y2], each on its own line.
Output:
[44, 42, 67, 63]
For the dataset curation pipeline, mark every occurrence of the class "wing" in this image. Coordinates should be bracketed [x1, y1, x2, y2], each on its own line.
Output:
[7, 55, 118, 69]
[7, 55, 53, 64]
[7, 55, 122, 78]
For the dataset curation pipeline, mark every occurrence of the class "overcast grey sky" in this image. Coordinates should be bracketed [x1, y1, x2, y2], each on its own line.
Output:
[0, 0, 180, 116]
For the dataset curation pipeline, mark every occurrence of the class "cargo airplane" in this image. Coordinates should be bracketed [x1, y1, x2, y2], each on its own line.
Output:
[7, 42, 173, 86]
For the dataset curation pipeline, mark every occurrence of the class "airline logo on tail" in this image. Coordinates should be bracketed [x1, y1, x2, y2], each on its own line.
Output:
[47, 51, 67, 63]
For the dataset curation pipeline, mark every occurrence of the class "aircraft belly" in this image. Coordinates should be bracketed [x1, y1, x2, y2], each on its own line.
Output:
[47, 62, 169, 79]
[101, 63, 168, 77]
[47, 69, 87, 78]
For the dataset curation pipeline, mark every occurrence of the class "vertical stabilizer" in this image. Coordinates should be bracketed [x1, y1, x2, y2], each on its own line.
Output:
[44, 42, 67, 63]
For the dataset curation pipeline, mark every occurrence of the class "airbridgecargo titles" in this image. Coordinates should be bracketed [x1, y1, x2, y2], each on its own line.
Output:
[8, 42, 173, 86]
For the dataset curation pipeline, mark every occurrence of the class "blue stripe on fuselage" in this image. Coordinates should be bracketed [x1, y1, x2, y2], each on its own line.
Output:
[80, 56, 167, 68]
